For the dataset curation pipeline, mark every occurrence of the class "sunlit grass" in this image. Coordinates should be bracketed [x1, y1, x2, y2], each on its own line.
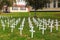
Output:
[0, 12, 60, 40]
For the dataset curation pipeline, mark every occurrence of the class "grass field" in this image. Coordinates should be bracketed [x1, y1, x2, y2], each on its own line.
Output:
[0, 12, 60, 40]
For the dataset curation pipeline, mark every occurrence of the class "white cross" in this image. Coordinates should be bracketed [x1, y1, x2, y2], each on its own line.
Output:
[42, 18, 46, 25]
[29, 24, 33, 28]
[18, 27, 23, 35]
[40, 25, 46, 35]
[13, 22, 16, 27]
[2, 24, 5, 31]
[5, 20, 7, 23]
[30, 27, 35, 38]
[39, 23, 42, 30]
[37, 18, 42, 23]
[51, 20, 54, 24]
[21, 24, 24, 28]
[1, 20, 4, 24]
[21, 18, 25, 28]
[45, 23, 48, 28]
[10, 25, 15, 32]
[48, 19, 51, 24]
[55, 19, 59, 30]
[28, 17, 33, 28]
[43, 19, 48, 28]
[15, 20, 19, 26]
[8, 19, 10, 27]
[1, 20, 5, 31]
[49, 24, 54, 32]
[33, 17, 39, 27]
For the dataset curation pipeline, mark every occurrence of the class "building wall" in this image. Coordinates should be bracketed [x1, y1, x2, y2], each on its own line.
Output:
[45, 0, 60, 8]
[9, 0, 60, 12]
[9, 0, 30, 12]
[10, 7, 29, 12]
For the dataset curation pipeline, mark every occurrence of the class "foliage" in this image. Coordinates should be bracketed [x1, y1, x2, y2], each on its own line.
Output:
[0, 0, 13, 10]
[26, 0, 50, 10]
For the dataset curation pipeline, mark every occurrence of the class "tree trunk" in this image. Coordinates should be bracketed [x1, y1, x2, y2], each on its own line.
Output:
[34, 9, 37, 17]
[0, 10, 2, 14]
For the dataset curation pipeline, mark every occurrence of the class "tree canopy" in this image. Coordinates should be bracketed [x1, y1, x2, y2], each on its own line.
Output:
[26, 0, 50, 10]
[0, 0, 13, 10]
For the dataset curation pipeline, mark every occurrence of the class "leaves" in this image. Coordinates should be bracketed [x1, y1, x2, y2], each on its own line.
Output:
[0, 0, 13, 10]
[26, 0, 50, 10]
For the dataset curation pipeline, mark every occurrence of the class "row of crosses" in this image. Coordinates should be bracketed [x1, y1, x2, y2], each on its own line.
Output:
[0, 17, 60, 38]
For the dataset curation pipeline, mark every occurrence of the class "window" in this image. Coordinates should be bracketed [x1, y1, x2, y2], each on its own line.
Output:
[20, 7, 26, 10]
[17, 0, 22, 2]
[17, 0, 20, 3]
[12, 7, 18, 10]
[58, 0, 60, 7]
[53, 0, 56, 8]
[44, 3, 50, 8]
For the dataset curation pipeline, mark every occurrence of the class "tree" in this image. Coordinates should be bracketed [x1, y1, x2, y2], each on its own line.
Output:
[0, 0, 13, 13]
[0, 0, 3, 11]
[26, 0, 50, 17]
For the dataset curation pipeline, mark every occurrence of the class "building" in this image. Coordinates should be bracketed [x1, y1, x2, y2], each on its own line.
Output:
[42, 0, 60, 11]
[31, 0, 60, 11]
[9, 0, 29, 12]
[2, 0, 60, 12]
[45, 0, 60, 8]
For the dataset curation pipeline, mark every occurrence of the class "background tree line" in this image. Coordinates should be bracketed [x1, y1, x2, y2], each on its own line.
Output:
[0, 0, 50, 14]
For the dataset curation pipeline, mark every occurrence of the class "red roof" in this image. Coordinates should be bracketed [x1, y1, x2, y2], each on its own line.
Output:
[13, 4, 26, 7]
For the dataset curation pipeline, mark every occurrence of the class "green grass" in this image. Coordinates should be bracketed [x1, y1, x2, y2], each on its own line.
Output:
[0, 12, 60, 19]
[0, 12, 60, 40]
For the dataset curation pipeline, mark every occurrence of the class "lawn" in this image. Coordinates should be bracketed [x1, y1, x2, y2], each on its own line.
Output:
[0, 12, 60, 40]
[0, 12, 60, 19]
